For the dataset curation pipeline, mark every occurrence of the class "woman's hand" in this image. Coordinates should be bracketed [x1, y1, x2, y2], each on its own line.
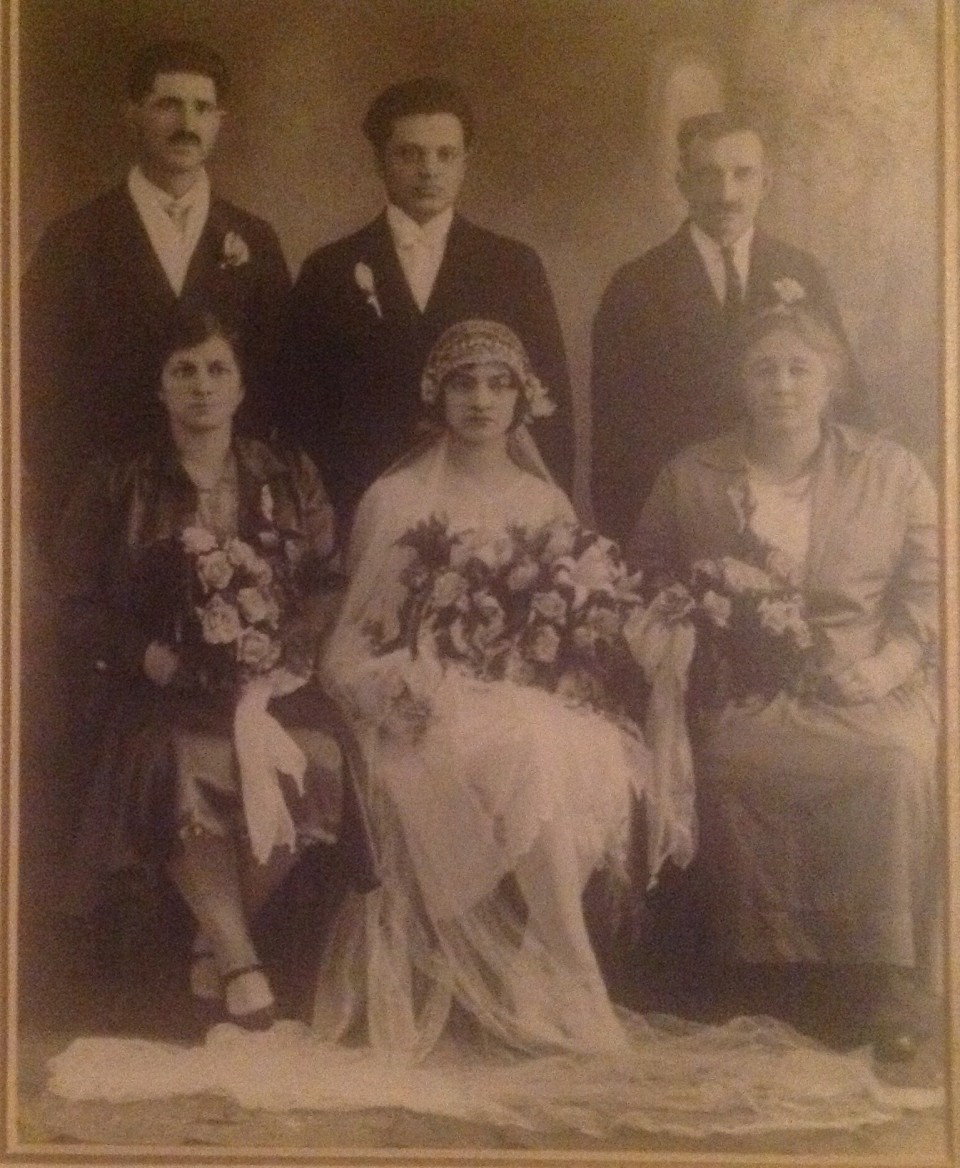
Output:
[143, 641, 181, 687]
[827, 658, 891, 704]
[825, 640, 922, 705]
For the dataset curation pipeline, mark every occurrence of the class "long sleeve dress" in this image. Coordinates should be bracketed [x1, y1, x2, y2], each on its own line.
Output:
[56, 436, 377, 913]
[630, 423, 939, 970]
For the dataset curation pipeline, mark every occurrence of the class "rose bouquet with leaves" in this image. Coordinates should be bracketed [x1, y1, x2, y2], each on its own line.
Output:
[178, 487, 321, 692]
[640, 554, 819, 709]
[364, 516, 646, 720]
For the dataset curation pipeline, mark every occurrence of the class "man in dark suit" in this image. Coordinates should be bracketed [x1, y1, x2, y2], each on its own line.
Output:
[21, 39, 291, 534]
[284, 77, 574, 529]
[591, 110, 868, 547]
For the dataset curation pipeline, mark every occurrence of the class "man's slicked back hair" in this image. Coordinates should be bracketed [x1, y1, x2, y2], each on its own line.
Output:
[362, 76, 475, 152]
[127, 39, 230, 104]
[677, 109, 764, 168]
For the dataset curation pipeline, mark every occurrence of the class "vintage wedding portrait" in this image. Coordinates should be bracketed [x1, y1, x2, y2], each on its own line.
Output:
[8, 0, 956, 1161]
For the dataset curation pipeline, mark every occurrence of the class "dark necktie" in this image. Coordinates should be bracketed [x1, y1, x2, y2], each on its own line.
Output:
[721, 246, 743, 319]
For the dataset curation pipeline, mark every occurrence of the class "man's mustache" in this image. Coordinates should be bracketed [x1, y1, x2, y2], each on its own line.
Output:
[168, 131, 202, 146]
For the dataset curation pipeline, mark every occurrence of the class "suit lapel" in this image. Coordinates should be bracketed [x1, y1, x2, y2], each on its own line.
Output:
[182, 198, 227, 298]
[674, 225, 724, 323]
[422, 214, 468, 320]
[112, 186, 179, 313]
[360, 214, 421, 322]
[360, 212, 467, 322]
[745, 230, 783, 308]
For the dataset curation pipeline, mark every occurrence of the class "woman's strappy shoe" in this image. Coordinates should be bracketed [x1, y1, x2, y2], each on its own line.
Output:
[222, 964, 277, 1031]
[189, 947, 224, 1022]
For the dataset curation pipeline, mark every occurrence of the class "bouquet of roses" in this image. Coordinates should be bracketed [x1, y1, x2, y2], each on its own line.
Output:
[364, 515, 645, 720]
[639, 555, 819, 708]
[178, 488, 316, 692]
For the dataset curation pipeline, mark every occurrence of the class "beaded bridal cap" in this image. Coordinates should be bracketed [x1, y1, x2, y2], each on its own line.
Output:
[420, 319, 555, 420]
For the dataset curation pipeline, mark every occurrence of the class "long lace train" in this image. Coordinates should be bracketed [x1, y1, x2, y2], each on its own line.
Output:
[47, 1012, 941, 1137]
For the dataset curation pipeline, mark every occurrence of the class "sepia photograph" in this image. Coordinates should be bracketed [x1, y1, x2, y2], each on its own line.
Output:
[3, 0, 957, 1163]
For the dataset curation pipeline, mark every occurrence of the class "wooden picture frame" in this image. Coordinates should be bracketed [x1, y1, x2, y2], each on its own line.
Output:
[2, 0, 957, 1163]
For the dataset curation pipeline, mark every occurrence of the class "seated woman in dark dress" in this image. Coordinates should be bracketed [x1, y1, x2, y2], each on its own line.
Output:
[631, 301, 940, 1065]
[55, 309, 376, 1030]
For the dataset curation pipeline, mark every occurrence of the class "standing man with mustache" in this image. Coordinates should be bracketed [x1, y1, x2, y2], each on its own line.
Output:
[22, 39, 291, 535]
[283, 76, 573, 531]
[590, 111, 867, 547]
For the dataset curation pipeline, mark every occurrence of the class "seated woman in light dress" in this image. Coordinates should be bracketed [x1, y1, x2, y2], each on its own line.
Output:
[630, 301, 939, 1065]
[56, 309, 377, 1031]
[315, 318, 696, 1059]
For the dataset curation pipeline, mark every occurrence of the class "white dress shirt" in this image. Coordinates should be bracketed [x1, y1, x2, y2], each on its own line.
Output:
[386, 204, 454, 312]
[689, 221, 753, 305]
[128, 166, 211, 296]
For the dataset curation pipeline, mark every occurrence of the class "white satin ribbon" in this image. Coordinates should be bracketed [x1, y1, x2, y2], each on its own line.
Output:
[623, 607, 698, 886]
[233, 670, 309, 864]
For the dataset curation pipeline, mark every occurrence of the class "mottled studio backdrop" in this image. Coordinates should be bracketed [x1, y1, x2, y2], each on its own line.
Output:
[18, 0, 941, 513]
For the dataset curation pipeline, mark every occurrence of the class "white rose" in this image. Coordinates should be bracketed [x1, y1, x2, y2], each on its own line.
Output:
[197, 550, 234, 592]
[182, 526, 217, 555]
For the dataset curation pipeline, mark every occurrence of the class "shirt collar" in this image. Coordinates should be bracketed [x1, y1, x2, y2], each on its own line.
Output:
[128, 165, 211, 216]
[386, 203, 454, 249]
[691, 422, 867, 474]
[689, 219, 754, 267]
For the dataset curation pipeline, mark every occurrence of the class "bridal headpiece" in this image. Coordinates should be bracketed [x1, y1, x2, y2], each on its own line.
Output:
[420, 319, 556, 420]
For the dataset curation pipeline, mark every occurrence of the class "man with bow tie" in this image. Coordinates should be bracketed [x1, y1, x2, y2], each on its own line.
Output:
[21, 39, 291, 534]
[284, 77, 574, 529]
[590, 110, 868, 548]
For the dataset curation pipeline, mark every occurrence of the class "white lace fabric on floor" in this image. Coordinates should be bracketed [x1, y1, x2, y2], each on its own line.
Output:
[46, 434, 942, 1135]
[48, 1016, 940, 1137]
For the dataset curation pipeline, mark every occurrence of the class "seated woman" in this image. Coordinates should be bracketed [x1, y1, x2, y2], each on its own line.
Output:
[55, 309, 376, 1030]
[631, 301, 940, 1064]
[315, 318, 695, 1059]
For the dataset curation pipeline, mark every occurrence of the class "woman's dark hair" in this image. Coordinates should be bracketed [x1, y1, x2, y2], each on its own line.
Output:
[733, 303, 852, 400]
[155, 308, 244, 383]
[362, 77, 475, 153]
[127, 39, 230, 104]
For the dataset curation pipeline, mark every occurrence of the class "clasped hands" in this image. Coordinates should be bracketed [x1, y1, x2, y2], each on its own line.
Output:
[821, 638, 922, 705]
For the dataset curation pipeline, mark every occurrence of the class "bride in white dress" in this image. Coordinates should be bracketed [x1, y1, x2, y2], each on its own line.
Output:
[311, 317, 695, 1062]
[47, 321, 938, 1137]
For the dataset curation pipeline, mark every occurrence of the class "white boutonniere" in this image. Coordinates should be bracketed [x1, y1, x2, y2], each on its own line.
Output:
[260, 483, 275, 524]
[771, 277, 806, 305]
[354, 261, 383, 318]
[221, 231, 251, 268]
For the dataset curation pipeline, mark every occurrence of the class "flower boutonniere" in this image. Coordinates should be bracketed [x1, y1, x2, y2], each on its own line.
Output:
[354, 261, 383, 319]
[260, 483, 275, 524]
[771, 276, 806, 306]
[220, 231, 251, 268]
